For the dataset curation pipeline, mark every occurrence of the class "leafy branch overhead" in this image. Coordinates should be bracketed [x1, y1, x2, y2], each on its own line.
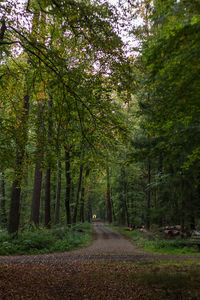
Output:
[0, 0, 200, 243]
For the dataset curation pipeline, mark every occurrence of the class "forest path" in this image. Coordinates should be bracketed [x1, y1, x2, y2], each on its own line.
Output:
[0, 222, 200, 265]
[1, 223, 200, 299]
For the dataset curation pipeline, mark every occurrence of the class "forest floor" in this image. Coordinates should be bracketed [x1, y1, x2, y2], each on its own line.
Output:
[1, 223, 200, 299]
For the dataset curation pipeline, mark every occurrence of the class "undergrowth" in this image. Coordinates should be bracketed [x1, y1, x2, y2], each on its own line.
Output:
[0, 222, 93, 255]
[134, 262, 200, 299]
[109, 225, 200, 255]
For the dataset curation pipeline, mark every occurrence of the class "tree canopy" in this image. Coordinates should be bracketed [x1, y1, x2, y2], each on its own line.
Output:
[1, 0, 200, 234]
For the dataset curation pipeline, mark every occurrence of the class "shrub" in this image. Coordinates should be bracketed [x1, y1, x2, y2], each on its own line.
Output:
[0, 223, 93, 256]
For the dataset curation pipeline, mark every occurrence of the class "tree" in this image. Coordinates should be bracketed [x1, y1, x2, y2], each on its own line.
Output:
[135, 0, 200, 228]
[8, 90, 30, 234]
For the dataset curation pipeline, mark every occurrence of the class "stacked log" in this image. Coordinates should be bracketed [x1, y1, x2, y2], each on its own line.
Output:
[159, 225, 196, 238]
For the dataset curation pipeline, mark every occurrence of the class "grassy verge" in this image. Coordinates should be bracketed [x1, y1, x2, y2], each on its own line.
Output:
[0, 222, 93, 255]
[109, 224, 200, 255]
[133, 260, 200, 299]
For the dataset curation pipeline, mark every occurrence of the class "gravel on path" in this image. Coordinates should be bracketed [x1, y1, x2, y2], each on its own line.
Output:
[0, 222, 200, 265]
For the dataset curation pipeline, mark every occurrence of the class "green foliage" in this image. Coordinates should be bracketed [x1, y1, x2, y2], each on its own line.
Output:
[0, 223, 93, 255]
[1, 0, 200, 237]
[135, 264, 200, 299]
[132, 261, 200, 299]
[139, 0, 200, 170]
[111, 226, 200, 255]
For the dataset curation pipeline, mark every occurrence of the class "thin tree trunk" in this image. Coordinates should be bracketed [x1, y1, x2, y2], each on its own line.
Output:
[121, 166, 130, 226]
[54, 160, 61, 225]
[44, 168, 51, 228]
[181, 175, 186, 234]
[8, 94, 29, 234]
[106, 166, 112, 224]
[87, 193, 92, 223]
[124, 188, 130, 227]
[73, 164, 83, 223]
[79, 168, 89, 223]
[1, 172, 7, 227]
[65, 148, 71, 225]
[110, 190, 116, 222]
[80, 187, 85, 223]
[31, 161, 43, 225]
[44, 98, 52, 229]
[120, 168, 126, 225]
[146, 159, 151, 230]
[158, 154, 163, 226]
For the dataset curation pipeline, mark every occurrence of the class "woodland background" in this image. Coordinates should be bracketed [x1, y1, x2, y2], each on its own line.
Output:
[0, 0, 200, 236]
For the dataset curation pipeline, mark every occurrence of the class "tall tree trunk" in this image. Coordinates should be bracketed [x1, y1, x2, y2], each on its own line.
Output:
[87, 193, 92, 223]
[80, 186, 85, 223]
[44, 98, 52, 229]
[106, 166, 112, 224]
[65, 148, 71, 225]
[158, 154, 163, 226]
[79, 168, 89, 223]
[8, 94, 29, 234]
[121, 166, 129, 226]
[124, 183, 130, 227]
[110, 190, 116, 222]
[1, 172, 7, 227]
[54, 160, 61, 225]
[146, 159, 151, 230]
[180, 175, 186, 234]
[30, 10, 47, 225]
[44, 168, 51, 228]
[73, 164, 83, 223]
[31, 161, 43, 225]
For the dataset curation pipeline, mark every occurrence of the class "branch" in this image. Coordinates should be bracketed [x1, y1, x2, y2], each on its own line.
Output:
[0, 19, 6, 41]
[26, 0, 31, 12]
[0, 41, 18, 45]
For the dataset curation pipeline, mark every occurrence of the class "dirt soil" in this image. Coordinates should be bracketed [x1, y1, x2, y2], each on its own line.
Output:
[0, 222, 200, 299]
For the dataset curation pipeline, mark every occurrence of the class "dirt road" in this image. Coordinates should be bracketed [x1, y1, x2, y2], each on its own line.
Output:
[1, 223, 200, 299]
[0, 222, 200, 265]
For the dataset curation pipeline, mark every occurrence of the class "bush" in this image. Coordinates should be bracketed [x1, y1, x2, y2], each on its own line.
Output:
[110, 225, 200, 255]
[0, 222, 93, 256]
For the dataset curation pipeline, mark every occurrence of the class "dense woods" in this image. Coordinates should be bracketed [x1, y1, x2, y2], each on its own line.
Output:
[0, 0, 200, 236]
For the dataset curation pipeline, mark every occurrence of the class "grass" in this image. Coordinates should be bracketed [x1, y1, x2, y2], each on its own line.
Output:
[109, 224, 200, 255]
[133, 261, 200, 299]
[0, 222, 93, 255]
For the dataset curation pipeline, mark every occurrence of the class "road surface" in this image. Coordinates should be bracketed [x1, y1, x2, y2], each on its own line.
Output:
[0, 222, 200, 265]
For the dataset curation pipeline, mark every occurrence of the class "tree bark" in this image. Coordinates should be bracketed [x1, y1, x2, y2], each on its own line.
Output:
[110, 190, 116, 222]
[0, 19, 6, 42]
[30, 101, 44, 226]
[158, 154, 163, 226]
[106, 166, 112, 224]
[44, 98, 52, 229]
[120, 166, 130, 226]
[180, 175, 187, 233]
[1, 172, 7, 227]
[124, 179, 130, 227]
[73, 164, 83, 223]
[8, 94, 29, 234]
[87, 193, 92, 223]
[65, 148, 71, 225]
[54, 160, 61, 225]
[44, 168, 51, 228]
[80, 168, 89, 223]
[31, 161, 43, 225]
[146, 159, 151, 230]
[80, 186, 85, 223]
